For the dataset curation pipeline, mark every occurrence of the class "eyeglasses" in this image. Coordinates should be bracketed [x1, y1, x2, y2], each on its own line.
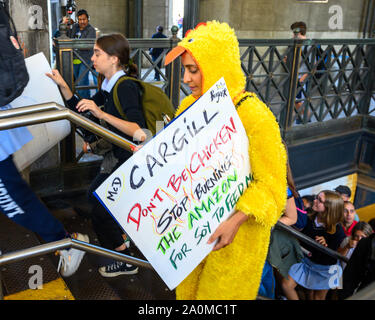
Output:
[314, 195, 325, 204]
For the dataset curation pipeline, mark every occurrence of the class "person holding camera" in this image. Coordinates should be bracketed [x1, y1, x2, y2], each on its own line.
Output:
[68, 9, 97, 99]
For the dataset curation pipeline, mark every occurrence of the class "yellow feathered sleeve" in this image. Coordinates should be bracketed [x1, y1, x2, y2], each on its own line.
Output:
[235, 93, 287, 227]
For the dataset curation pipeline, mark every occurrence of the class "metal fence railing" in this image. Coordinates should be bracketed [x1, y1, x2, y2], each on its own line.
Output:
[275, 221, 349, 263]
[238, 39, 375, 132]
[54, 36, 375, 165]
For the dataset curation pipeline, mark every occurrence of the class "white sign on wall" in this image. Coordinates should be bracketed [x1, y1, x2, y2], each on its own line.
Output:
[95, 78, 252, 290]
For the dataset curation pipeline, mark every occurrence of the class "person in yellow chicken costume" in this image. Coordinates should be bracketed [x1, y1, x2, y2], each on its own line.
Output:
[164, 21, 287, 300]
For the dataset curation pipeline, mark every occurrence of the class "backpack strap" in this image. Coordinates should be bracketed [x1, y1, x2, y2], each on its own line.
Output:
[112, 75, 134, 121]
[235, 93, 253, 109]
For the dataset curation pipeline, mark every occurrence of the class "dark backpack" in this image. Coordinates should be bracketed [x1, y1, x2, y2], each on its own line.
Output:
[113, 76, 175, 136]
[0, 2, 29, 106]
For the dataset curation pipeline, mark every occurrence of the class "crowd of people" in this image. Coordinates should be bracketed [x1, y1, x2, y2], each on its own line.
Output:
[259, 182, 375, 300]
[1, 6, 374, 300]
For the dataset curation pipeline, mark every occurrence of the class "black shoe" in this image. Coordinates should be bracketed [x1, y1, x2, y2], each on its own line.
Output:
[98, 261, 138, 277]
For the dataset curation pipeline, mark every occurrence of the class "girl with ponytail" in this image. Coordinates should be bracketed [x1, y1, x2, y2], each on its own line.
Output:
[47, 33, 146, 277]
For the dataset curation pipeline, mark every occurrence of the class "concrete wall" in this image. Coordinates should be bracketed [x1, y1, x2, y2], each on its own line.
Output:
[10, 0, 50, 60]
[143, 0, 169, 38]
[74, 0, 128, 35]
[73, 0, 173, 38]
[9, 0, 60, 171]
[199, 0, 367, 39]
[68, 0, 367, 40]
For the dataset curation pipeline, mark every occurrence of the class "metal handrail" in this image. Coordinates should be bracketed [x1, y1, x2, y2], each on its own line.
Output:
[347, 281, 375, 300]
[55, 37, 375, 50]
[0, 102, 148, 300]
[0, 102, 64, 119]
[275, 221, 349, 263]
[0, 238, 152, 270]
[0, 102, 137, 153]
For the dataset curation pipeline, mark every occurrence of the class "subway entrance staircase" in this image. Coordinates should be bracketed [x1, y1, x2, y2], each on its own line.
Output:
[0, 187, 175, 300]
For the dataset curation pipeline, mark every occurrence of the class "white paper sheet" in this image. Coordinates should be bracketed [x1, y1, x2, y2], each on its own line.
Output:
[11, 52, 71, 170]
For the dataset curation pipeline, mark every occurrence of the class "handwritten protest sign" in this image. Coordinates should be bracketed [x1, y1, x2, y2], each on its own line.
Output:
[94, 78, 251, 290]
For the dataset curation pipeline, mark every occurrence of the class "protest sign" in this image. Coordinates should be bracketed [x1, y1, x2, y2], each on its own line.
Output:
[94, 78, 251, 290]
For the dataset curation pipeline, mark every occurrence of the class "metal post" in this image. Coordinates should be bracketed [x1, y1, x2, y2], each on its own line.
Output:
[246, 47, 254, 92]
[317, 44, 330, 120]
[368, 0, 375, 38]
[134, 0, 143, 38]
[266, 47, 274, 103]
[165, 26, 181, 109]
[280, 40, 302, 134]
[183, 0, 199, 35]
[55, 38, 76, 164]
[363, 0, 372, 38]
[359, 44, 375, 115]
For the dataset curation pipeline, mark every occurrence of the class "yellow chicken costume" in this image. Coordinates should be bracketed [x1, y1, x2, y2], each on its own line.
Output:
[165, 21, 287, 300]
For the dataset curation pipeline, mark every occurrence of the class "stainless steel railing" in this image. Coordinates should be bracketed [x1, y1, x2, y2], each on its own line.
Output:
[0, 103, 146, 299]
[0, 238, 152, 300]
[347, 281, 375, 300]
[0, 102, 138, 152]
[0, 238, 152, 269]
[275, 221, 349, 263]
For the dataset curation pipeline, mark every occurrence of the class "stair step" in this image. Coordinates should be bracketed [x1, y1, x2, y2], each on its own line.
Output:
[0, 193, 175, 300]
[3, 278, 74, 300]
[44, 196, 175, 300]
[0, 209, 121, 300]
[0, 213, 71, 299]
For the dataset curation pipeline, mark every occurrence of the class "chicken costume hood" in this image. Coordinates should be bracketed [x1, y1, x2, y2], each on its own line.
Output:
[166, 21, 287, 300]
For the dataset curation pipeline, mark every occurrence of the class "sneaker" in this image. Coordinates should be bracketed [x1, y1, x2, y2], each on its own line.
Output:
[57, 233, 89, 277]
[125, 239, 130, 248]
[98, 261, 138, 277]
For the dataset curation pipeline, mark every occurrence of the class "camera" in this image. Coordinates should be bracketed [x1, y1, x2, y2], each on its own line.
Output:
[66, 0, 76, 16]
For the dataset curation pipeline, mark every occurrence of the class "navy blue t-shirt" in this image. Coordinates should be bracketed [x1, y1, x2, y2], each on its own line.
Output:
[302, 216, 346, 265]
